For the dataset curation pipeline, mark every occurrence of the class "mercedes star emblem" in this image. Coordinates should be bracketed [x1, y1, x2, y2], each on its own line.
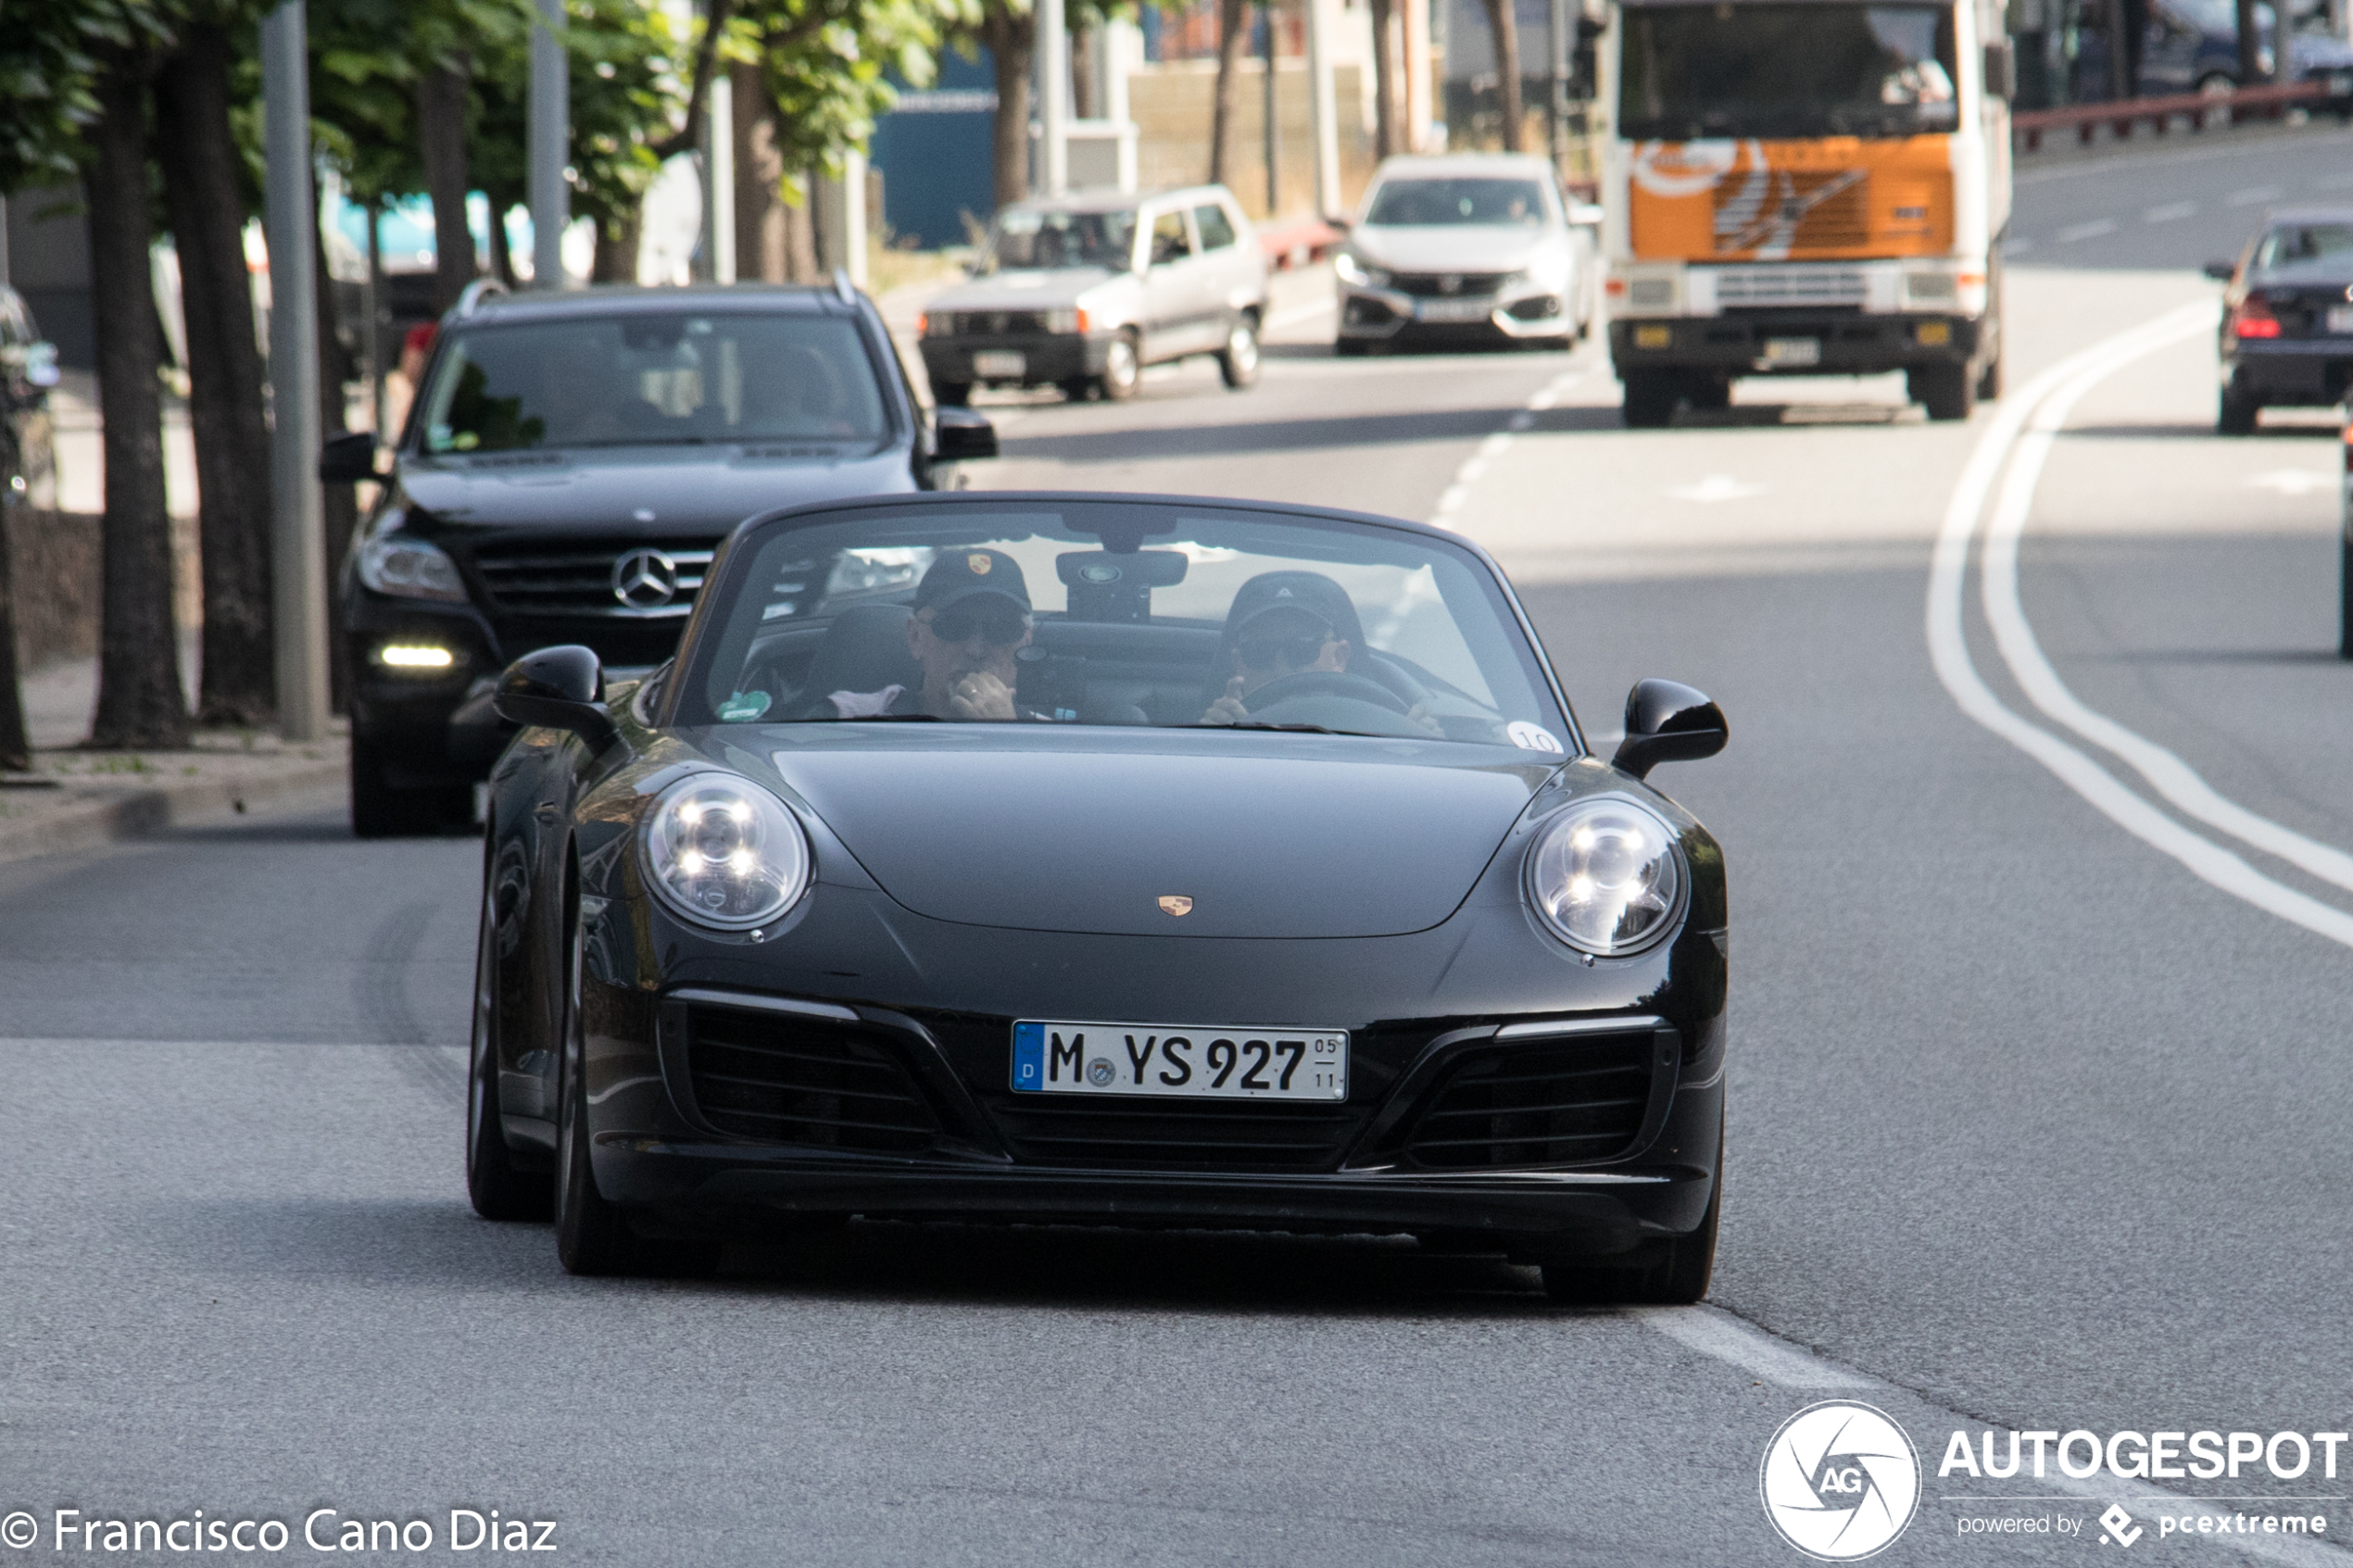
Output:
[611, 547, 679, 609]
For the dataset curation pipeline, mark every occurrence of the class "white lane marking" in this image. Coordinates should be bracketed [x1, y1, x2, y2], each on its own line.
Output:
[2248, 468, 2338, 495]
[1980, 316, 2353, 905]
[2057, 219, 2120, 243]
[1928, 305, 2353, 950]
[1428, 368, 1584, 524]
[1667, 474, 1766, 503]
[2144, 200, 2198, 222]
[2227, 184, 2286, 207]
[1627, 1306, 1875, 1388]
[1265, 295, 1338, 332]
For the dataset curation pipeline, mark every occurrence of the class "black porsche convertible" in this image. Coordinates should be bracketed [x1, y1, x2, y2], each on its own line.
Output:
[469, 492, 1730, 1302]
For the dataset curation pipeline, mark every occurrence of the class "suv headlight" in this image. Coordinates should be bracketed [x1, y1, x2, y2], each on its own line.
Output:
[356, 534, 467, 602]
[1335, 251, 1391, 288]
[1525, 797, 1686, 956]
[641, 773, 812, 931]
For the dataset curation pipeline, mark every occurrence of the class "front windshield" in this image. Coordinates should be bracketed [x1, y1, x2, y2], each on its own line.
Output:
[417, 313, 887, 453]
[1365, 178, 1553, 227]
[982, 207, 1139, 271]
[2255, 223, 2353, 270]
[686, 502, 1571, 750]
[1618, 3, 1959, 140]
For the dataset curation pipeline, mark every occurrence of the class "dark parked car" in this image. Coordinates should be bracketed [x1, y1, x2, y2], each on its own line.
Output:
[466, 491, 1731, 1303]
[322, 279, 995, 837]
[2077, 0, 2353, 99]
[2206, 210, 2353, 433]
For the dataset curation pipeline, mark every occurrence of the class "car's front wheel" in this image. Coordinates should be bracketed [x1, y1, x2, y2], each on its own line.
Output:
[467, 882, 549, 1222]
[2218, 385, 2259, 435]
[1541, 1126, 1722, 1306]
[1097, 332, 1141, 401]
[1217, 314, 1261, 389]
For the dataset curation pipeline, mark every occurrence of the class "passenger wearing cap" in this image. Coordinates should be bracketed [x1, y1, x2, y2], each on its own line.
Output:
[1199, 571, 1367, 725]
[828, 548, 1049, 721]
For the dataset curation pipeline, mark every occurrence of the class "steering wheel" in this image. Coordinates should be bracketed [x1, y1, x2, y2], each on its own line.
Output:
[1244, 669, 1413, 723]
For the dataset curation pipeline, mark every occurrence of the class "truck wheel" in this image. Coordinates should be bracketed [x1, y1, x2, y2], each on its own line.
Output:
[1684, 373, 1731, 412]
[1621, 370, 1678, 429]
[2217, 386, 2259, 435]
[1976, 351, 2004, 401]
[1909, 362, 1976, 421]
[931, 382, 974, 408]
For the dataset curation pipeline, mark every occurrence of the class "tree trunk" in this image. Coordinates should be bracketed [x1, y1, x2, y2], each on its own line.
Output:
[2233, 0, 2260, 85]
[782, 189, 820, 281]
[486, 199, 519, 287]
[315, 205, 357, 717]
[592, 208, 640, 282]
[981, 4, 1034, 209]
[1482, 0, 1524, 149]
[1072, 23, 1099, 119]
[0, 510, 27, 770]
[1370, 0, 1402, 157]
[154, 22, 274, 728]
[87, 51, 190, 749]
[734, 60, 786, 282]
[1210, 0, 1252, 187]
[418, 61, 476, 312]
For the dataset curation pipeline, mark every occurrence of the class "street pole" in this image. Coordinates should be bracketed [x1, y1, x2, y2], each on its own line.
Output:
[702, 70, 735, 282]
[529, 0, 569, 288]
[262, 0, 329, 743]
[1040, 0, 1069, 195]
[1304, 0, 1340, 218]
[1263, 2, 1280, 216]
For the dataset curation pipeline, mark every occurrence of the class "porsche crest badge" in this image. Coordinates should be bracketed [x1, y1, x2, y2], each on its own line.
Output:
[1157, 896, 1193, 917]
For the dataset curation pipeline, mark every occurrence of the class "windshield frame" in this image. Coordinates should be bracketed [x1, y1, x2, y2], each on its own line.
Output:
[402, 303, 903, 458]
[976, 204, 1144, 274]
[1616, 0, 1963, 142]
[659, 494, 1583, 753]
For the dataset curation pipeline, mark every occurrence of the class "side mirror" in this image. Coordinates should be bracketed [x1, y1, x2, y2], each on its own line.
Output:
[319, 429, 385, 484]
[1611, 678, 1727, 780]
[2202, 259, 2236, 282]
[493, 645, 620, 752]
[1982, 39, 2018, 99]
[936, 405, 999, 461]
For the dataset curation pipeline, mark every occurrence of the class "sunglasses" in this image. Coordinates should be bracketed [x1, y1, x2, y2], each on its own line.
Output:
[924, 605, 1031, 646]
[1237, 630, 1332, 671]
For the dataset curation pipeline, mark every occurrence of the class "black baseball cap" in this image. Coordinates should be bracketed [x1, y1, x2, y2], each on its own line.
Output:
[1224, 571, 1365, 648]
[915, 547, 1032, 615]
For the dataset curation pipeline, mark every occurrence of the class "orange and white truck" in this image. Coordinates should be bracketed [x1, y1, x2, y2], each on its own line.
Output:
[1596, 0, 2013, 425]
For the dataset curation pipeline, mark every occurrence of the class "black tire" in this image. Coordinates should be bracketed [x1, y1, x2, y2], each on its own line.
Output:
[1541, 1125, 1722, 1306]
[1058, 378, 1094, 403]
[1334, 337, 1373, 357]
[1976, 351, 2004, 401]
[1621, 370, 1678, 429]
[1097, 332, 1141, 401]
[1908, 361, 1976, 421]
[1216, 314, 1261, 389]
[467, 881, 550, 1222]
[553, 905, 717, 1276]
[931, 382, 974, 408]
[1684, 373, 1732, 412]
[2218, 386, 2259, 435]
[350, 734, 454, 838]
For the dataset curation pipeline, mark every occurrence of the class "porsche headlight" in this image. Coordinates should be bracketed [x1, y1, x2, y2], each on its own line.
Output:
[1525, 797, 1685, 956]
[641, 774, 811, 930]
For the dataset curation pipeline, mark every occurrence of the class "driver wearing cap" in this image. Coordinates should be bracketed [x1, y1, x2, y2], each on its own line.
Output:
[833, 548, 1051, 721]
[1199, 571, 1366, 724]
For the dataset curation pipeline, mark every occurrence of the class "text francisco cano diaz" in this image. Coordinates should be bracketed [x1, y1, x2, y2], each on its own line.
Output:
[20, 1507, 557, 1553]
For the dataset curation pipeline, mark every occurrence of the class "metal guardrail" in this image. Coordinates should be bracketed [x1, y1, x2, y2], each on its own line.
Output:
[2012, 79, 2332, 152]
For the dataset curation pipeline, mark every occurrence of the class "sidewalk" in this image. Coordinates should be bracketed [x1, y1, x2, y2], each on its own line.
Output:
[0, 726, 350, 867]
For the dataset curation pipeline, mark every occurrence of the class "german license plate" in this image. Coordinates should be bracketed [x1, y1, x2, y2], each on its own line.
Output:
[1417, 298, 1494, 322]
[2328, 305, 2353, 337]
[1012, 1021, 1348, 1101]
[972, 350, 1026, 378]
[1762, 336, 1822, 367]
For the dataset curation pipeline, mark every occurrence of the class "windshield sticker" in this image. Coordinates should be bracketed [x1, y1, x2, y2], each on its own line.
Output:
[1507, 721, 1563, 753]
[718, 690, 773, 722]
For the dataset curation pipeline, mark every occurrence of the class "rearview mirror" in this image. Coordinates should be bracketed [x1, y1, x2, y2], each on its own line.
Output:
[936, 405, 999, 461]
[319, 430, 385, 484]
[493, 645, 620, 752]
[1611, 678, 1727, 780]
[2202, 259, 2236, 282]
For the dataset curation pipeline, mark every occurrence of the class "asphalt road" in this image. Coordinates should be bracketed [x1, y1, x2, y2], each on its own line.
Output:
[5, 126, 2352, 1566]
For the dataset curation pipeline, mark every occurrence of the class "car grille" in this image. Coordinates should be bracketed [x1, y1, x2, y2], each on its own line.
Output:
[938, 310, 1055, 335]
[1393, 272, 1515, 297]
[989, 1094, 1367, 1170]
[471, 536, 721, 620]
[1715, 266, 1869, 308]
[685, 1006, 945, 1152]
[1398, 1032, 1655, 1170]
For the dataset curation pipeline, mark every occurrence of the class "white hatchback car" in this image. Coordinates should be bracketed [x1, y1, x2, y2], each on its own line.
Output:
[1334, 154, 1600, 355]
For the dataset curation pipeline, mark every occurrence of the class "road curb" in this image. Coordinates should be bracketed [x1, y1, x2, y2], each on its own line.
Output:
[0, 756, 349, 869]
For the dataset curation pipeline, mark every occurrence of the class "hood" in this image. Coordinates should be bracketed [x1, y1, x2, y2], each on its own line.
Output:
[394, 445, 913, 533]
[1353, 226, 1550, 273]
[761, 729, 1555, 938]
[925, 269, 1125, 312]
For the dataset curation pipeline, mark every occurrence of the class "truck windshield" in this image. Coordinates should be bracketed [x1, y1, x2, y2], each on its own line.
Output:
[1618, 3, 1959, 141]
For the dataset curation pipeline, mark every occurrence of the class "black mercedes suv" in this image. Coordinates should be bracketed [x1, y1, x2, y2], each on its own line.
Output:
[322, 279, 996, 835]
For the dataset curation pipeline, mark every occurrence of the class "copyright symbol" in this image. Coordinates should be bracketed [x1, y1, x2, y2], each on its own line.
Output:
[1, 1512, 36, 1549]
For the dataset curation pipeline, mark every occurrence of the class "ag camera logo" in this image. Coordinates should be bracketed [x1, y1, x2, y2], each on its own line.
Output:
[1761, 1400, 1922, 1560]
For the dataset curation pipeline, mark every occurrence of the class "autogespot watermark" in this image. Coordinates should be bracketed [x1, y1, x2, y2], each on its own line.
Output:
[1760, 1400, 1924, 1561]
[0, 1508, 556, 1554]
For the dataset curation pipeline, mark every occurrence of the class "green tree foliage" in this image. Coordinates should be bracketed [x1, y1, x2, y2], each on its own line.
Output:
[734, 0, 978, 182]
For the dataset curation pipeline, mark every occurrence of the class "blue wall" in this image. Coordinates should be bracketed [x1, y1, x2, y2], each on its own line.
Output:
[870, 52, 1000, 251]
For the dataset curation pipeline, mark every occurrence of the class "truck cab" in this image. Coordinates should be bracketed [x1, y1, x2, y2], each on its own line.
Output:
[1597, 0, 2013, 424]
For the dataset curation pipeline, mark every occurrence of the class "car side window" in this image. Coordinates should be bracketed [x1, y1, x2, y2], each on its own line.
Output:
[1150, 209, 1193, 267]
[1192, 204, 1238, 252]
